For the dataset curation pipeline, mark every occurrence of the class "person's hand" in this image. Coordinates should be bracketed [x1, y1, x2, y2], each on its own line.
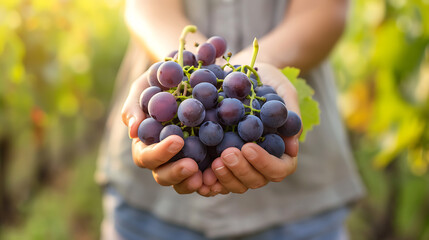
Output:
[121, 71, 209, 194]
[203, 63, 301, 194]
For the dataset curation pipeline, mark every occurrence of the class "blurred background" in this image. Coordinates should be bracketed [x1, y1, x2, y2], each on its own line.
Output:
[0, 0, 428, 239]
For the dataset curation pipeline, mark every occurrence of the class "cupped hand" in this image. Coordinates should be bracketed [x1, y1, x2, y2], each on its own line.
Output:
[204, 63, 302, 194]
[121, 71, 214, 195]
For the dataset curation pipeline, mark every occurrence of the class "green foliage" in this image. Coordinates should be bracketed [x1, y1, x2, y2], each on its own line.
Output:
[0, 0, 127, 238]
[282, 67, 320, 141]
[332, 0, 429, 239]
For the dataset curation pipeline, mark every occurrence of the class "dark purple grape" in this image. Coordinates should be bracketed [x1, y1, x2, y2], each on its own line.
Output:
[278, 111, 302, 137]
[148, 92, 178, 122]
[159, 125, 184, 141]
[199, 121, 224, 146]
[261, 93, 285, 105]
[197, 43, 216, 66]
[178, 98, 206, 127]
[207, 36, 227, 58]
[258, 134, 285, 158]
[207, 146, 220, 161]
[182, 136, 207, 163]
[260, 100, 288, 128]
[148, 62, 167, 90]
[202, 64, 225, 79]
[204, 108, 220, 123]
[216, 132, 245, 156]
[217, 98, 245, 126]
[168, 151, 184, 163]
[263, 125, 277, 135]
[138, 118, 164, 145]
[174, 50, 197, 67]
[157, 61, 183, 88]
[255, 85, 277, 97]
[238, 115, 263, 142]
[139, 86, 161, 114]
[198, 154, 214, 171]
[222, 72, 251, 100]
[189, 69, 218, 87]
[192, 82, 219, 109]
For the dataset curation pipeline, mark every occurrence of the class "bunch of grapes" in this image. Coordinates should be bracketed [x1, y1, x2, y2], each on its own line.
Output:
[138, 26, 302, 171]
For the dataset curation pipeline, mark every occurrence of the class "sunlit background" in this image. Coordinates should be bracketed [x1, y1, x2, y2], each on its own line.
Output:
[1, 0, 428, 239]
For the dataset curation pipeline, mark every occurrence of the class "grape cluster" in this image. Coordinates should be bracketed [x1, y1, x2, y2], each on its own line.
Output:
[138, 28, 301, 171]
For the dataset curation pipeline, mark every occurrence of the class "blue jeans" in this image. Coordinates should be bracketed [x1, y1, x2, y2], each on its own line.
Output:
[101, 186, 350, 240]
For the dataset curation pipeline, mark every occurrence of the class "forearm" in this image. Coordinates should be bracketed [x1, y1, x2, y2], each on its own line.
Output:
[125, 0, 207, 62]
[232, 0, 349, 73]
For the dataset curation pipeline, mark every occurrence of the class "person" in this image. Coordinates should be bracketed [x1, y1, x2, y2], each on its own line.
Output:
[96, 0, 365, 239]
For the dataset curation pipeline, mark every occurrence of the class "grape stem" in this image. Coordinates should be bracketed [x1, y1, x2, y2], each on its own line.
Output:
[178, 25, 197, 67]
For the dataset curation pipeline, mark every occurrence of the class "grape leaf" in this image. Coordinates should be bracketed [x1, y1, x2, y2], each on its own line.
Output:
[281, 67, 320, 141]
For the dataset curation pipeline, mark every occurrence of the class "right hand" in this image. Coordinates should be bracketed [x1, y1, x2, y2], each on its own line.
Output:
[121, 71, 218, 195]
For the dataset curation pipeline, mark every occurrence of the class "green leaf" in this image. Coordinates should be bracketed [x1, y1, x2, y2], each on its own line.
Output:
[282, 67, 320, 141]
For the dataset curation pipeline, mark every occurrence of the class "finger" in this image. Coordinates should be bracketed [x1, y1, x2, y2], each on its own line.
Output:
[242, 143, 297, 182]
[283, 135, 299, 157]
[133, 135, 184, 169]
[197, 185, 212, 196]
[220, 148, 268, 189]
[152, 158, 199, 186]
[173, 171, 203, 194]
[202, 168, 217, 186]
[210, 182, 229, 195]
[211, 157, 248, 194]
[121, 72, 150, 138]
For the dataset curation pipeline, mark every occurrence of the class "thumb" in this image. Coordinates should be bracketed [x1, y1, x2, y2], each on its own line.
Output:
[121, 72, 150, 139]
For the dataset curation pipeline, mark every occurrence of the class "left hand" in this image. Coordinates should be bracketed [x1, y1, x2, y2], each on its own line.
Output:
[199, 63, 301, 195]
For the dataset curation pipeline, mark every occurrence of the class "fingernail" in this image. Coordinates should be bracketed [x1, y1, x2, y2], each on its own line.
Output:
[215, 166, 227, 176]
[244, 147, 257, 160]
[168, 142, 182, 153]
[128, 117, 136, 139]
[181, 167, 192, 177]
[223, 153, 238, 166]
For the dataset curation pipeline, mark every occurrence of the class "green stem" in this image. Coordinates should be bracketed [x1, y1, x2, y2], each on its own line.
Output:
[178, 25, 197, 67]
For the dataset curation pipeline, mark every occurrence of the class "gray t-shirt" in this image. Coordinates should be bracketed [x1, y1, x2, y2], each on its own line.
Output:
[96, 0, 365, 238]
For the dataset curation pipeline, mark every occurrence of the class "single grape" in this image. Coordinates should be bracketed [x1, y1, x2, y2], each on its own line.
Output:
[255, 85, 277, 97]
[217, 98, 245, 126]
[199, 121, 224, 146]
[258, 134, 285, 158]
[222, 72, 251, 100]
[178, 98, 206, 127]
[260, 100, 288, 128]
[182, 136, 207, 163]
[202, 64, 225, 79]
[148, 92, 178, 122]
[138, 118, 164, 145]
[216, 132, 245, 156]
[157, 61, 184, 88]
[159, 125, 184, 141]
[204, 108, 220, 123]
[207, 36, 227, 58]
[196, 43, 216, 66]
[148, 62, 167, 90]
[174, 50, 197, 67]
[198, 154, 213, 171]
[189, 69, 218, 87]
[238, 115, 263, 142]
[278, 110, 302, 137]
[260, 93, 285, 106]
[192, 82, 219, 109]
[139, 86, 161, 114]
